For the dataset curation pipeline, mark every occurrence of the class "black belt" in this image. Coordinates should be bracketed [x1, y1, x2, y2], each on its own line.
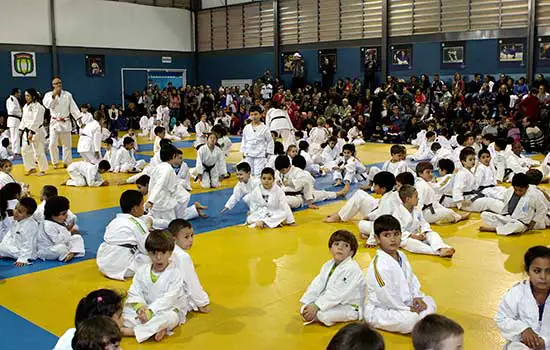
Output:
[463, 190, 485, 202]
[118, 243, 138, 255]
[8, 115, 21, 120]
[285, 191, 302, 196]
[19, 127, 42, 146]
[439, 194, 452, 204]
[478, 184, 495, 191]
[504, 168, 513, 180]
[422, 203, 435, 215]
[203, 163, 215, 174]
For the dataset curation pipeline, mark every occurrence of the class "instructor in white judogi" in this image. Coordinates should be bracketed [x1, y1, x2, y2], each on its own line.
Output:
[5, 88, 22, 157]
[42, 77, 81, 168]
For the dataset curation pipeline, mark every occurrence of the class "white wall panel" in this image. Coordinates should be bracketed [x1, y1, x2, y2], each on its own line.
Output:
[202, 0, 254, 9]
[55, 0, 193, 52]
[0, 0, 51, 45]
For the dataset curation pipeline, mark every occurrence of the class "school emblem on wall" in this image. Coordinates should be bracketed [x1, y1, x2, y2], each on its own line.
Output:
[11, 52, 37, 77]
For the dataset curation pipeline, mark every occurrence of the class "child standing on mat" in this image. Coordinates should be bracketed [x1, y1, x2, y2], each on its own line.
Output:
[300, 230, 366, 326]
[240, 105, 274, 176]
[364, 215, 437, 334]
[168, 219, 210, 313]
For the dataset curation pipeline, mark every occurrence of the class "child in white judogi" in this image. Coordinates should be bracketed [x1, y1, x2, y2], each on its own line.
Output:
[407, 131, 436, 161]
[195, 133, 224, 189]
[0, 197, 38, 267]
[433, 159, 457, 208]
[77, 111, 103, 164]
[452, 133, 475, 170]
[430, 143, 453, 169]
[480, 173, 547, 236]
[415, 162, 469, 224]
[333, 143, 367, 188]
[79, 105, 93, 126]
[364, 215, 437, 334]
[368, 145, 408, 182]
[147, 146, 201, 222]
[275, 155, 346, 209]
[506, 142, 541, 182]
[475, 148, 507, 201]
[266, 104, 294, 151]
[221, 162, 260, 213]
[453, 147, 505, 213]
[62, 160, 111, 187]
[244, 167, 295, 228]
[320, 137, 341, 169]
[102, 139, 116, 167]
[194, 114, 211, 148]
[156, 103, 170, 130]
[308, 118, 330, 160]
[411, 128, 427, 147]
[112, 137, 146, 173]
[153, 126, 166, 156]
[0, 139, 9, 159]
[173, 121, 190, 139]
[298, 141, 323, 176]
[347, 124, 366, 145]
[300, 230, 366, 327]
[120, 128, 139, 152]
[37, 196, 84, 262]
[324, 171, 395, 224]
[96, 190, 151, 280]
[147, 116, 156, 141]
[139, 116, 149, 137]
[365, 185, 455, 258]
[240, 105, 274, 176]
[33, 185, 78, 232]
[495, 246, 550, 349]
[214, 125, 232, 178]
[168, 219, 210, 313]
[122, 230, 188, 343]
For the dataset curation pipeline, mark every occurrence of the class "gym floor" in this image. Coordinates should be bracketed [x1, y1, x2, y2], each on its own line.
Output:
[1, 136, 546, 349]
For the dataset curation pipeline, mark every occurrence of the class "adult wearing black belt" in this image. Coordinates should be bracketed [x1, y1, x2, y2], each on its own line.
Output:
[20, 89, 48, 176]
[5, 88, 22, 158]
[43, 77, 82, 168]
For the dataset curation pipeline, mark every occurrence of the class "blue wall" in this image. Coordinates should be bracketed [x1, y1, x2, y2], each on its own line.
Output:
[197, 39, 550, 88]
[0, 48, 194, 110]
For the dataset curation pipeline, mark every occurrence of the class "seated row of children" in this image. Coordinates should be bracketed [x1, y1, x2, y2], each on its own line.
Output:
[55, 217, 210, 348]
[0, 184, 84, 266]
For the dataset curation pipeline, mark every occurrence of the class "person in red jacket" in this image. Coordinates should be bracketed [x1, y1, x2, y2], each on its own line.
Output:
[519, 88, 541, 122]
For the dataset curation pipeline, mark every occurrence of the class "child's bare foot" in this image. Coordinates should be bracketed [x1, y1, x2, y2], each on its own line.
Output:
[256, 221, 265, 229]
[455, 212, 470, 222]
[197, 208, 208, 218]
[479, 225, 496, 232]
[360, 232, 369, 239]
[24, 169, 36, 176]
[154, 328, 167, 342]
[323, 213, 342, 223]
[62, 252, 75, 262]
[36, 171, 46, 177]
[335, 186, 349, 197]
[439, 247, 455, 258]
[194, 202, 208, 210]
[120, 327, 134, 337]
[334, 179, 342, 187]
[286, 222, 297, 226]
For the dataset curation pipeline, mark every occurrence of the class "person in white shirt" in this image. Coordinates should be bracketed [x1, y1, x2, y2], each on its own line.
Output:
[19, 89, 48, 176]
[168, 219, 211, 313]
[5, 88, 22, 157]
[42, 77, 82, 168]
[0, 197, 38, 267]
[240, 105, 274, 176]
[77, 111, 104, 164]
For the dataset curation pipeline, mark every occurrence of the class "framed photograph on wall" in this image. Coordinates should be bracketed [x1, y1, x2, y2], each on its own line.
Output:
[441, 42, 465, 69]
[281, 52, 297, 73]
[498, 39, 525, 67]
[537, 37, 550, 66]
[360, 47, 381, 72]
[86, 55, 105, 77]
[390, 45, 412, 70]
[318, 49, 337, 72]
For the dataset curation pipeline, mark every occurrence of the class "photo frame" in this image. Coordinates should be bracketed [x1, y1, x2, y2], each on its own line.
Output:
[498, 39, 525, 67]
[281, 52, 297, 73]
[318, 49, 337, 72]
[85, 55, 105, 77]
[441, 42, 465, 69]
[390, 45, 412, 70]
[360, 47, 381, 72]
[537, 37, 550, 66]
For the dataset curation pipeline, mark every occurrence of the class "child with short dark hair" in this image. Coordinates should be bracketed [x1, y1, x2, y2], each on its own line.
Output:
[300, 230, 366, 326]
[367, 145, 408, 182]
[221, 162, 260, 213]
[37, 196, 84, 262]
[327, 323, 385, 350]
[53, 289, 126, 350]
[496, 246, 550, 349]
[195, 133, 224, 188]
[333, 143, 367, 191]
[34, 185, 78, 231]
[122, 230, 188, 343]
[475, 148, 507, 201]
[240, 105, 274, 176]
[168, 219, 210, 313]
[244, 167, 295, 228]
[408, 131, 436, 161]
[480, 173, 547, 235]
[153, 126, 166, 155]
[72, 316, 122, 350]
[412, 314, 464, 350]
[112, 137, 146, 173]
[62, 160, 111, 187]
[364, 215, 437, 334]
[0, 196, 38, 266]
[96, 190, 150, 280]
